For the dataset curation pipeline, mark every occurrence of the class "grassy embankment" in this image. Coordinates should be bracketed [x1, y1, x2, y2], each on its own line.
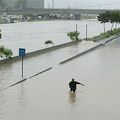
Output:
[87, 28, 120, 42]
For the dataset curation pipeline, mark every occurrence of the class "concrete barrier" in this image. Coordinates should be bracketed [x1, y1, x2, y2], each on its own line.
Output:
[59, 35, 120, 64]
[0, 78, 27, 91]
[105, 35, 120, 44]
[0, 34, 120, 64]
[0, 40, 81, 64]
[59, 43, 103, 64]
[28, 67, 52, 79]
[0, 67, 52, 92]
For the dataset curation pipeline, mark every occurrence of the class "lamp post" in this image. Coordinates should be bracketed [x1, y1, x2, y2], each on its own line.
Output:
[52, 0, 54, 8]
[86, 24, 88, 40]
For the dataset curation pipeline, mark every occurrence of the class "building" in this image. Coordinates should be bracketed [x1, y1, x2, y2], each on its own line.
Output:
[27, 0, 44, 9]
[5, 0, 44, 9]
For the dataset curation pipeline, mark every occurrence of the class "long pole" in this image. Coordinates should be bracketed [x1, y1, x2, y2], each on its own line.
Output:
[75, 24, 78, 41]
[22, 56, 23, 78]
[76, 24, 78, 32]
[86, 24, 88, 40]
[52, 0, 54, 8]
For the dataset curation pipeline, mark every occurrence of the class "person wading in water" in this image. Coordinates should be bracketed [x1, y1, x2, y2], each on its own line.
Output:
[69, 78, 84, 92]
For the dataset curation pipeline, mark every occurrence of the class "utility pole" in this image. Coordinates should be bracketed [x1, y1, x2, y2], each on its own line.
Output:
[76, 24, 78, 32]
[86, 24, 88, 40]
[75, 24, 78, 41]
[52, 0, 54, 8]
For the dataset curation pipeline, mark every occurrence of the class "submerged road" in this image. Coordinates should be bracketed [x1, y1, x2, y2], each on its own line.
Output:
[0, 37, 120, 120]
[0, 41, 98, 89]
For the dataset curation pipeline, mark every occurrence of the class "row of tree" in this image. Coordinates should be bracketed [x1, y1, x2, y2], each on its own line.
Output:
[0, 0, 27, 9]
[97, 11, 120, 33]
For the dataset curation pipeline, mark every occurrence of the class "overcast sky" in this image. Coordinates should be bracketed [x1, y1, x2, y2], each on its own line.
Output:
[45, 0, 120, 9]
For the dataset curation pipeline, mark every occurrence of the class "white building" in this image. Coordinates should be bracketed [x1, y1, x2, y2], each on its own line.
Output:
[5, 0, 44, 9]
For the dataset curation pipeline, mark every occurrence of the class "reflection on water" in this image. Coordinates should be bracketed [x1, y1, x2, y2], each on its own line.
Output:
[68, 91, 76, 104]
[68, 91, 79, 120]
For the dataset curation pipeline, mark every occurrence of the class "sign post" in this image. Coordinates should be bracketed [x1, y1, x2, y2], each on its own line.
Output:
[0, 29, 1, 39]
[19, 48, 26, 78]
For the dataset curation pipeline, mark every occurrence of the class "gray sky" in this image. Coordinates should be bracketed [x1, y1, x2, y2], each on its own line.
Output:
[45, 0, 120, 9]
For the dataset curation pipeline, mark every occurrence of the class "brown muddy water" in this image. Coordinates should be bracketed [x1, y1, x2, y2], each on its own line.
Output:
[0, 37, 120, 120]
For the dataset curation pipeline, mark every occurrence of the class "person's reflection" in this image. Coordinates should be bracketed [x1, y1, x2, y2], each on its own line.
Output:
[69, 91, 76, 104]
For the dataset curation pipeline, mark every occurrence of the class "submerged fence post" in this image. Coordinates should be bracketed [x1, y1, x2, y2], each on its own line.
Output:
[0, 29, 1, 39]
[76, 24, 78, 32]
[86, 24, 88, 40]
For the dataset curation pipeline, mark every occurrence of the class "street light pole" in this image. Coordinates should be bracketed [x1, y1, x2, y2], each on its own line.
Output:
[86, 24, 88, 40]
[52, 0, 54, 8]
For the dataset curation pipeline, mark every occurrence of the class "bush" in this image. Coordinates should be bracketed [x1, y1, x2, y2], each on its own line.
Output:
[0, 45, 13, 58]
[67, 31, 80, 41]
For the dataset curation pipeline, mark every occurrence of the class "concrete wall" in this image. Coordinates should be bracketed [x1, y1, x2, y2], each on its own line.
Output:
[59, 43, 102, 64]
[0, 40, 81, 63]
[59, 35, 120, 64]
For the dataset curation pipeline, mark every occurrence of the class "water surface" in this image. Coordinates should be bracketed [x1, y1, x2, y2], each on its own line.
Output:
[0, 20, 112, 55]
[0, 37, 120, 120]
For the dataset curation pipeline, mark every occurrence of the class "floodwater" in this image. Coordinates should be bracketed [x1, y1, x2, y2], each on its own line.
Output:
[0, 20, 120, 120]
[0, 20, 112, 55]
[0, 41, 97, 89]
[0, 36, 120, 120]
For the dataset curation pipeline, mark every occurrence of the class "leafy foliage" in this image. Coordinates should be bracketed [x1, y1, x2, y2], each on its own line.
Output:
[67, 31, 80, 41]
[97, 11, 120, 32]
[0, 45, 13, 58]
[98, 12, 109, 23]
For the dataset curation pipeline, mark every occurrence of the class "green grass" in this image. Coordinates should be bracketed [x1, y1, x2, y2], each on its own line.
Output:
[87, 28, 120, 42]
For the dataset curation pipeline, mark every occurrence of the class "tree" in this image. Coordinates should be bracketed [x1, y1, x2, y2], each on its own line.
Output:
[15, 0, 27, 9]
[98, 11, 120, 32]
[0, 45, 13, 58]
[67, 31, 80, 41]
[97, 12, 109, 33]
[114, 11, 120, 28]
[0, 0, 6, 9]
[109, 11, 120, 30]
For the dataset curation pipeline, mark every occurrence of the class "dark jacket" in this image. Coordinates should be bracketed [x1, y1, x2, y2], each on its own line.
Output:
[69, 81, 80, 90]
